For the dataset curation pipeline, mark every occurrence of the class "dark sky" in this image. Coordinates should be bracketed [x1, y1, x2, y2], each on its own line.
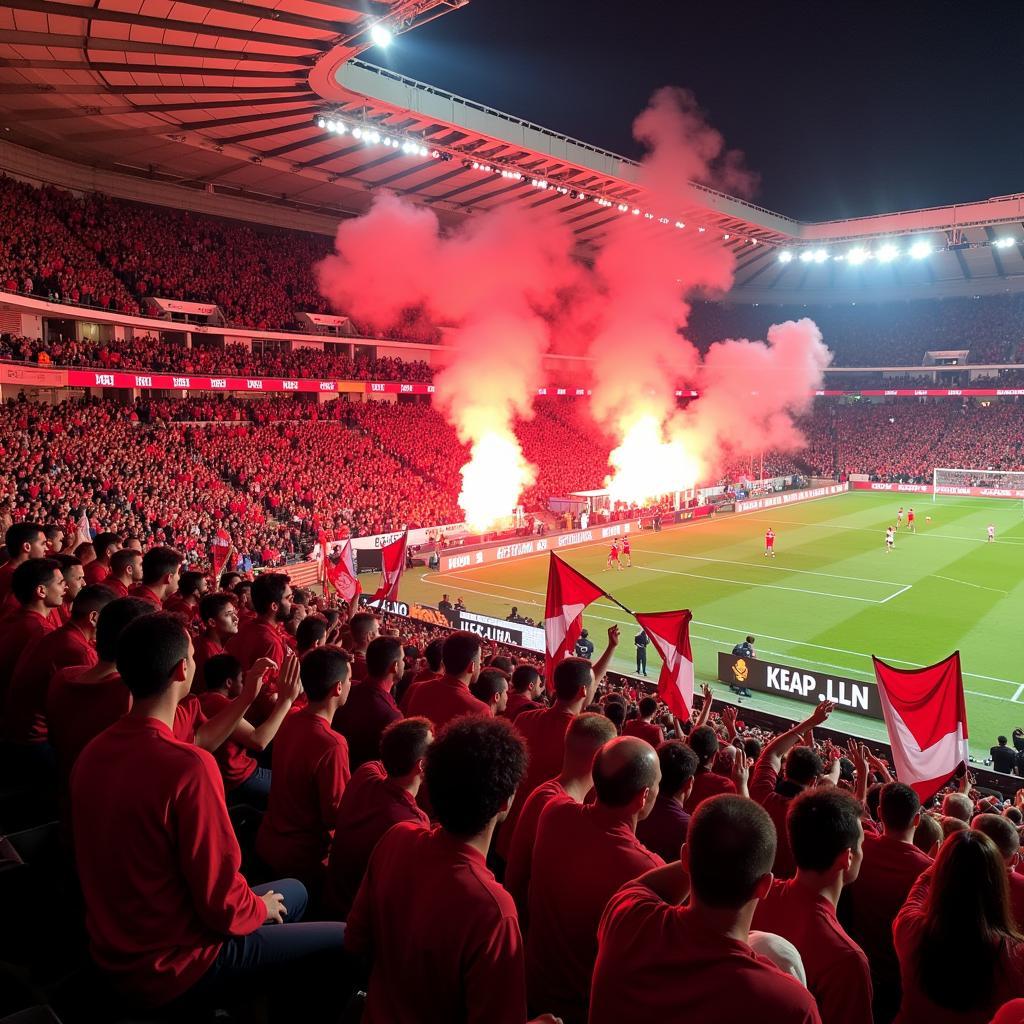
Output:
[379, 0, 1023, 223]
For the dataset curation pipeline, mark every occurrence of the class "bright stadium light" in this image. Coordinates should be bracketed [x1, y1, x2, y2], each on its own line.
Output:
[798, 250, 814, 263]
[317, 117, 327, 130]
[370, 23, 393, 47]
[876, 243, 900, 263]
[994, 237, 1016, 249]
[778, 250, 794, 263]
[812, 249, 829, 263]
[847, 247, 870, 266]
[909, 240, 932, 259]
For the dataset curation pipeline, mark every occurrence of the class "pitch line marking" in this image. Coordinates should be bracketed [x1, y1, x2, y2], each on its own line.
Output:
[744, 514, 1024, 547]
[422, 569, 1018, 688]
[930, 574, 1010, 596]
[877, 584, 913, 604]
[1013, 685, 1024, 703]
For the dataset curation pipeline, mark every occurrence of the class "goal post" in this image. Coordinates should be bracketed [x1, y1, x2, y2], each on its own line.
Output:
[932, 468, 1024, 507]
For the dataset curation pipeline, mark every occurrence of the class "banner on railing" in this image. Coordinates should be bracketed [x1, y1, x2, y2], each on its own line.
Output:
[851, 481, 1024, 499]
[734, 483, 847, 513]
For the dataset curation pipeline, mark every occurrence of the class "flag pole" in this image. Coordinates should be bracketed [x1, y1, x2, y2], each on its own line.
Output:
[601, 591, 635, 617]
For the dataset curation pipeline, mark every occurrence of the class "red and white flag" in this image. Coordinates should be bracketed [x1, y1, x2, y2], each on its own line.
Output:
[210, 528, 234, 581]
[634, 609, 695, 719]
[77, 510, 91, 543]
[872, 652, 970, 802]
[543, 553, 605, 690]
[368, 532, 407, 606]
[326, 538, 361, 604]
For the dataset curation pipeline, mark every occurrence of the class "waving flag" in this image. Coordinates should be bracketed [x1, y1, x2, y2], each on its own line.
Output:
[543, 553, 605, 690]
[872, 652, 969, 802]
[634, 609, 695, 719]
[368, 532, 407, 606]
[210, 528, 234, 581]
[77, 510, 92, 544]
[326, 538, 361, 604]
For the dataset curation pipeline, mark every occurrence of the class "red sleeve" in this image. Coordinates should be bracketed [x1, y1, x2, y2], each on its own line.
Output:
[319, 742, 351, 834]
[464, 914, 527, 1024]
[814, 948, 873, 1024]
[175, 749, 265, 936]
[344, 830, 379, 957]
[749, 758, 779, 806]
[893, 867, 931, 959]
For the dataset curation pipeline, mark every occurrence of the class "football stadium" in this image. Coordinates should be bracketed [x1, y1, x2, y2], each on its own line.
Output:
[2, 0, 1024, 1021]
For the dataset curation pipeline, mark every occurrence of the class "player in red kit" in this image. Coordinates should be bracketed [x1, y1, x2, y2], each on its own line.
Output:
[907, 507, 916, 533]
[605, 540, 622, 572]
[764, 528, 776, 558]
[621, 536, 632, 567]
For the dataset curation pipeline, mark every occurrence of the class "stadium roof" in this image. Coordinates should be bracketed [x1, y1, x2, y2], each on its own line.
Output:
[1, 0, 1022, 301]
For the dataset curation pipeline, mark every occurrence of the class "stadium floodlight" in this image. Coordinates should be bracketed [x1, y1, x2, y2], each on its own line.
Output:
[847, 247, 870, 266]
[335, 122, 348, 135]
[352, 127, 362, 140]
[778, 250, 793, 263]
[994, 237, 1016, 249]
[370, 23, 393, 47]
[812, 249, 829, 263]
[909, 240, 932, 259]
[876, 243, 900, 263]
[798, 250, 814, 263]
[317, 117, 327, 130]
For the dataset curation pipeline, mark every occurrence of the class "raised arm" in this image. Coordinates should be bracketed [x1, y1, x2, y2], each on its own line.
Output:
[693, 682, 714, 729]
[195, 657, 274, 753]
[591, 625, 620, 686]
[234, 652, 302, 752]
[759, 700, 836, 773]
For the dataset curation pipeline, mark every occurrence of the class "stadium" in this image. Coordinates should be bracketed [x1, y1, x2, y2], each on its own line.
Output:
[1, 1, 1024, 1021]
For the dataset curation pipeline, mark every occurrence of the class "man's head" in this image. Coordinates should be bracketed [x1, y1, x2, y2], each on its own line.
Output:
[423, 637, 445, 673]
[6, 522, 46, 561]
[349, 611, 379, 652]
[110, 547, 143, 584]
[638, 696, 658, 720]
[971, 813, 1021, 867]
[688, 725, 719, 769]
[380, 716, 433, 782]
[93, 532, 121, 563]
[95, 597, 152, 663]
[300, 645, 352, 705]
[783, 746, 824, 787]
[425, 715, 526, 839]
[941, 791, 975, 823]
[141, 546, 184, 594]
[366, 635, 405, 681]
[219, 571, 242, 592]
[69, 583, 115, 633]
[685, 795, 776, 910]
[553, 656, 597, 707]
[879, 782, 922, 834]
[251, 572, 292, 620]
[563, 712, 618, 774]
[592, 736, 661, 821]
[13, 557, 65, 609]
[199, 592, 239, 638]
[470, 668, 509, 715]
[53, 553, 85, 601]
[295, 615, 328, 654]
[116, 612, 194, 700]
[178, 570, 208, 601]
[203, 653, 243, 696]
[488, 655, 515, 675]
[441, 631, 483, 682]
[656, 740, 700, 804]
[43, 524, 64, 554]
[998, 735, 1009, 747]
[787, 788, 864, 885]
[511, 664, 543, 699]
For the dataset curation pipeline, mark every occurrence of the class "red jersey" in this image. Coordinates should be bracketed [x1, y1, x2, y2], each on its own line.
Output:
[71, 715, 265, 1006]
[84, 559, 111, 585]
[608, 544, 619, 559]
[687, 765, 737, 813]
[128, 583, 164, 610]
[622, 538, 631, 553]
[0, 608, 57, 704]
[749, 759, 802, 879]
[766, 530, 776, 546]
[590, 883, 822, 1024]
[102, 575, 129, 598]
[907, 511, 915, 521]
[346, 822, 526, 1024]
[404, 673, 490, 731]
[622, 718, 664, 747]
[197, 690, 257, 788]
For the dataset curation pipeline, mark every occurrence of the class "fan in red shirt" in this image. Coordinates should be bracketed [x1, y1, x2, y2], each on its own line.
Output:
[51, 552, 86, 626]
[193, 592, 239, 689]
[0, 557, 65, 704]
[687, 723, 740, 811]
[5, 584, 112, 746]
[590, 795, 822, 1024]
[84, 531, 121, 585]
[496, 628, 619, 863]
[470, 666, 511, 716]
[502, 663, 545, 721]
[750, 701, 835, 877]
[345, 715, 558, 1024]
[526, 735, 665, 1023]
[70, 612, 345, 1010]
[0, 522, 48, 608]
[103, 547, 142, 598]
[636, 740, 699, 864]
[893, 831, 1024, 1024]
[841, 781, 932, 1021]
[198, 651, 302, 808]
[346, 610, 379, 682]
[256, 645, 353, 894]
[752, 787, 872, 1024]
[973, 814, 1024, 929]
[622, 696, 665, 746]
[325, 716, 432, 918]
[504, 712, 617, 924]
[164, 569, 208, 629]
[128, 545, 183, 610]
[405, 630, 491, 729]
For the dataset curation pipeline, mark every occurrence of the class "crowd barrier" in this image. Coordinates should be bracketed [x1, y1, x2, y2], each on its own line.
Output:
[851, 481, 1024, 499]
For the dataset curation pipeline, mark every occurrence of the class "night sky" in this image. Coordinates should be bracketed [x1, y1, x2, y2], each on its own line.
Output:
[379, 0, 1024, 223]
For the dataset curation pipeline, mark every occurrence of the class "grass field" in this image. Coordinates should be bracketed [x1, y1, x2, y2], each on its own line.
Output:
[372, 491, 1024, 758]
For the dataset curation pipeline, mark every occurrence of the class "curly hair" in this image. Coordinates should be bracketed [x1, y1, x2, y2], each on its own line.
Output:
[426, 715, 526, 837]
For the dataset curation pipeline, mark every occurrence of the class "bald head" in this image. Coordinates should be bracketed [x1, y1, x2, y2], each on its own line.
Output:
[593, 736, 661, 818]
[972, 813, 1021, 863]
[941, 792, 974, 823]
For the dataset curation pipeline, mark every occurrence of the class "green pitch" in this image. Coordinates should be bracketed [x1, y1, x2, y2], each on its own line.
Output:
[381, 491, 1024, 759]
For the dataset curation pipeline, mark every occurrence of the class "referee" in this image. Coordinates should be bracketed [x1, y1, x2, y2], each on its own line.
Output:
[634, 629, 649, 676]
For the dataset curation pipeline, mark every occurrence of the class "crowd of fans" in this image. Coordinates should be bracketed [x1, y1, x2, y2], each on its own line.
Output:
[3, 527, 1024, 1024]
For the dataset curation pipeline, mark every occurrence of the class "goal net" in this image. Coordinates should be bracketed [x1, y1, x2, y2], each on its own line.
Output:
[932, 468, 1024, 505]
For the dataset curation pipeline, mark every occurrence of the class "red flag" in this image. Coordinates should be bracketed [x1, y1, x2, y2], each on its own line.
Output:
[328, 539, 361, 604]
[543, 553, 606, 690]
[872, 652, 970, 802]
[369, 532, 408, 606]
[210, 528, 234, 581]
[634, 609, 695, 719]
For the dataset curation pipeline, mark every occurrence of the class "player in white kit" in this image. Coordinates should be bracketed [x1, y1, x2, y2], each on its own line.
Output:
[896, 507, 904, 529]
[988, 524, 996, 543]
[885, 526, 895, 552]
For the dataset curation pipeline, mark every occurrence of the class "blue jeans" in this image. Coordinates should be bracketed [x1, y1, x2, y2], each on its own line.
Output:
[229, 765, 272, 808]
[186, 879, 349, 1012]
